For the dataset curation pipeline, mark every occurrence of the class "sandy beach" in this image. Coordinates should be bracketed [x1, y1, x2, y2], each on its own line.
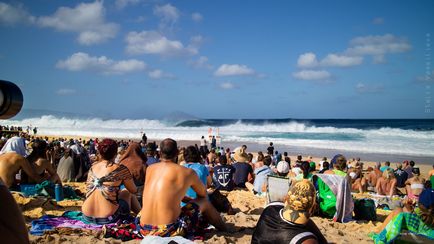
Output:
[12, 135, 431, 243]
[19, 184, 388, 244]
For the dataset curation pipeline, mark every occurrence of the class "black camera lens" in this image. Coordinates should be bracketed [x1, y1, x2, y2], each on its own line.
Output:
[0, 80, 24, 119]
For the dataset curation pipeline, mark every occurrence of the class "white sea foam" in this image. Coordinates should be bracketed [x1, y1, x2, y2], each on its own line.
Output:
[2, 116, 434, 157]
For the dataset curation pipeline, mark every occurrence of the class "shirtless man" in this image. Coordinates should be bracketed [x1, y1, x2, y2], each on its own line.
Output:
[376, 168, 397, 196]
[138, 138, 226, 237]
[0, 152, 43, 188]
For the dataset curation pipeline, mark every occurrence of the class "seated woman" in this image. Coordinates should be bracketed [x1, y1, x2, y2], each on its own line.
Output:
[376, 168, 397, 197]
[119, 142, 147, 203]
[21, 139, 61, 185]
[82, 139, 139, 224]
[405, 170, 424, 201]
[349, 167, 366, 193]
[252, 180, 327, 244]
[371, 186, 434, 243]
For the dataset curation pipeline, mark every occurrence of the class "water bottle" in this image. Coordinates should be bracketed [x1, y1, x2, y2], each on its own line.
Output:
[55, 184, 64, 201]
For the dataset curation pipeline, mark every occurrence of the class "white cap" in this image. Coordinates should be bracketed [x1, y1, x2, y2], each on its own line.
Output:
[276, 161, 290, 174]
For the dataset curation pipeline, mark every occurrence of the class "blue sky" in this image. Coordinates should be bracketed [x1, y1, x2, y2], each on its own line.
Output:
[0, 0, 433, 119]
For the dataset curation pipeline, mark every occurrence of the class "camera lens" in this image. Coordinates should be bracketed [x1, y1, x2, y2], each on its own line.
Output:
[0, 80, 24, 119]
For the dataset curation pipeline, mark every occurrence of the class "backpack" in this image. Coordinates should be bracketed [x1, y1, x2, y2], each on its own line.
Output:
[354, 198, 377, 221]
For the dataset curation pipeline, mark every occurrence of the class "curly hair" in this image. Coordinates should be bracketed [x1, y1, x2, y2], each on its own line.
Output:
[97, 138, 118, 162]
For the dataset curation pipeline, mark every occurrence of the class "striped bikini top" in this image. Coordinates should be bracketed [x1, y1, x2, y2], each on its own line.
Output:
[86, 164, 132, 205]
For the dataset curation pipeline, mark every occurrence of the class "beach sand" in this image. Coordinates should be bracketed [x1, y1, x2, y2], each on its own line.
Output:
[17, 183, 391, 244]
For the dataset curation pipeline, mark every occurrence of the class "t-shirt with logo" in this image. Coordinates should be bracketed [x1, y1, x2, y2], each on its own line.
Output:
[213, 165, 236, 191]
[394, 169, 408, 188]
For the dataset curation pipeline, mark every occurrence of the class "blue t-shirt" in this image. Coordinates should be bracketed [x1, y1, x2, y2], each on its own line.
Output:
[380, 166, 391, 172]
[183, 163, 209, 199]
[253, 166, 272, 193]
[233, 162, 253, 187]
[213, 165, 236, 191]
[146, 156, 159, 166]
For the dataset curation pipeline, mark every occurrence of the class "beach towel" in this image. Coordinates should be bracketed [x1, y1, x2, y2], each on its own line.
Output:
[369, 211, 434, 244]
[315, 174, 354, 223]
[30, 211, 118, 235]
[20, 180, 78, 199]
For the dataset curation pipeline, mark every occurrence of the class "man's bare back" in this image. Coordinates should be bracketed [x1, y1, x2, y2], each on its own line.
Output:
[140, 160, 206, 225]
[0, 152, 42, 188]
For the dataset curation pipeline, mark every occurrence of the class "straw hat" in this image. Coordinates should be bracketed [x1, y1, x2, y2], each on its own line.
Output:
[282, 179, 316, 225]
[233, 148, 248, 162]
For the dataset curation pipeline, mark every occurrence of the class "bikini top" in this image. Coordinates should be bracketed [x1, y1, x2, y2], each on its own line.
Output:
[86, 164, 132, 205]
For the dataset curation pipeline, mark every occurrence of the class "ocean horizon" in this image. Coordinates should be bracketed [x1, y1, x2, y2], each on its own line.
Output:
[2, 114, 434, 163]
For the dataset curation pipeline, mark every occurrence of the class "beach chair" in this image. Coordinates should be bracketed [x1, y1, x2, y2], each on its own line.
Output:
[266, 175, 291, 204]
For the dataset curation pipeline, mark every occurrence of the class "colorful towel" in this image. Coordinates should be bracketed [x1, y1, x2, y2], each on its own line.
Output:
[30, 211, 117, 235]
[370, 212, 434, 244]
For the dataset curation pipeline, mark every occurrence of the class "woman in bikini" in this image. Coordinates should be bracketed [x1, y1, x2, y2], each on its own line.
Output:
[82, 139, 139, 224]
[405, 171, 425, 200]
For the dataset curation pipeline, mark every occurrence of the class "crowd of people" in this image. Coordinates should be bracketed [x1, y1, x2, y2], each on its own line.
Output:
[0, 132, 433, 243]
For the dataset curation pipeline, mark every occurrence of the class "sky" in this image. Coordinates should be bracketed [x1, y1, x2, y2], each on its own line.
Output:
[0, 0, 433, 119]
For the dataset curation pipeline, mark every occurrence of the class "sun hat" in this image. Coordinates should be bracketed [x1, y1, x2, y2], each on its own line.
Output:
[277, 161, 290, 174]
[233, 148, 248, 162]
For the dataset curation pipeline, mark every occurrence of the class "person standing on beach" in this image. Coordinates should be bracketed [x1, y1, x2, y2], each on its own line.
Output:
[200, 136, 207, 155]
[267, 142, 274, 156]
[138, 138, 226, 237]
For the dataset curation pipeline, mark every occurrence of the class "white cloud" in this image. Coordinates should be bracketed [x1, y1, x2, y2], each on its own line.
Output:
[56, 88, 76, 95]
[154, 3, 179, 26]
[37, 1, 118, 45]
[56, 52, 146, 74]
[214, 64, 256, 76]
[372, 17, 384, 25]
[125, 31, 198, 56]
[115, 0, 141, 9]
[320, 54, 363, 67]
[0, 2, 35, 25]
[292, 70, 331, 81]
[191, 56, 213, 69]
[355, 82, 384, 93]
[346, 34, 411, 57]
[220, 82, 235, 90]
[148, 69, 175, 79]
[297, 52, 318, 68]
[192, 12, 203, 22]
[297, 52, 362, 68]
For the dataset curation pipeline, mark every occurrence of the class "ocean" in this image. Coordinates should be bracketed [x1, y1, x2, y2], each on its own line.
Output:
[2, 116, 434, 163]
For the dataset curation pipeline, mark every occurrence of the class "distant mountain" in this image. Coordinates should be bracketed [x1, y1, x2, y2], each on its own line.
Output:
[161, 111, 198, 122]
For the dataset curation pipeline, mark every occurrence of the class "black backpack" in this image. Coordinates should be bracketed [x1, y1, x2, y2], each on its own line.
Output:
[354, 198, 377, 221]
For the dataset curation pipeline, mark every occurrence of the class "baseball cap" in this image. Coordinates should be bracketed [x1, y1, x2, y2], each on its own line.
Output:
[277, 161, 290, 174]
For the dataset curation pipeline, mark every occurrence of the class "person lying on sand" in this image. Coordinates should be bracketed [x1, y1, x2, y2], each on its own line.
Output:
[21, 139, 61, 185]
[82, 139, 140, 224]
[251, 179, 327, 244]
[138, 138, 226, 237]
[376, 168, 397, 197]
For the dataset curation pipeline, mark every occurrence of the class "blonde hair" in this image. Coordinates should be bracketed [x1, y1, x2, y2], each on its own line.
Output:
[382, 168, 395, 179]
